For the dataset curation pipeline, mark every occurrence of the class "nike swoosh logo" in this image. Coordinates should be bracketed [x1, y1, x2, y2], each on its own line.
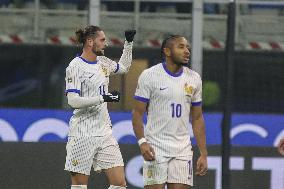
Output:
[88, 74, 94, 78]
[160, 87, 168, 90]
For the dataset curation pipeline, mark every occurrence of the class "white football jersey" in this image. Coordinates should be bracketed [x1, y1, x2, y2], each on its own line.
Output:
[134, 63, 202, 157]
[65, 42, 133, 137]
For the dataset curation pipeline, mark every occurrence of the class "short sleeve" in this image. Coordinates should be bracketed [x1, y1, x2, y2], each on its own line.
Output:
[134, 71, 151, 103]
[191, 75, 202, 106]
[65, 66, 82, 95]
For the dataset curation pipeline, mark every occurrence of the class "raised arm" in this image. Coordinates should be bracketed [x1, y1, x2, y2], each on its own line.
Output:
[116, 41, 133, 73]
[114, 30, 136, 74]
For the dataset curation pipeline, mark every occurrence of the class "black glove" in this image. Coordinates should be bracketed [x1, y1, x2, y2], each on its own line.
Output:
[102, 91, 120, 102]
[125, 30, 136, 42]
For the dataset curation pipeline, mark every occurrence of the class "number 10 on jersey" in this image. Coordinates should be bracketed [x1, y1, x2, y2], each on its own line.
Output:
[99, 85, 106, 95]
[171, 103, 182, 118]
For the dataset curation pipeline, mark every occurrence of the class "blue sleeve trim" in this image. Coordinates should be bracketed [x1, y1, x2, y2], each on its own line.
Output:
[114, 63, 119, 73]
[134, 95, 150, 103]
[191, 101, 202, 106]
[65, 89, 80, 95]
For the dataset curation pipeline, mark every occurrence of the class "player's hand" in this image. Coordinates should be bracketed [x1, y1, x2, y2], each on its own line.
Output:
[140, 142, 155, 161]
[195, 154, 208, 176]
[278, 138, 284, 155]
[125, 30, 136, 42]
[102, 91, 120, 102]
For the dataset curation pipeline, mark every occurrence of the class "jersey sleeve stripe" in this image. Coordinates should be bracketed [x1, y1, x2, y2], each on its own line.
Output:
[191, 101, 202, 106]
[114, 63, 119, 73]
[134, 95, 150, 103]
[65, 89, 81, 95]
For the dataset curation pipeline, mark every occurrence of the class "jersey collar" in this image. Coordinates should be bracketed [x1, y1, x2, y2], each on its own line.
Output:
[162, 62, 183, 77]
[78, 56, 98, 64]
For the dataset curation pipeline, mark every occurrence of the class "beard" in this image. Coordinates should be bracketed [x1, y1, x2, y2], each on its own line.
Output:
[92, 50, 104, 56]
[173, 61, 185, 66]
[95, 50, 104, 56]
[92, 46, 104, 56]
[172, 56, 188, 67]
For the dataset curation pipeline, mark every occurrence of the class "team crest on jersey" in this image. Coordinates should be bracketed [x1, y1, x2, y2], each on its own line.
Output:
[72, 159, 78, 166]
[184, 83, 193, 96]
[147, 170, 153, 178]
[101, 67, 108, 77]
[67, 77, 72, 83]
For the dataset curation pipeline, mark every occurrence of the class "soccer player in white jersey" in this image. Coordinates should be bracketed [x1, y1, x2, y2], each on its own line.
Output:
[132, 35, 208, 189]
[64, 25, 136, 189]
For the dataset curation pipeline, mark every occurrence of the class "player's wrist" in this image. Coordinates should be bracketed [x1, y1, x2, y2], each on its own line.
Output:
[138, 137, 147, 146]
[102, 91, 120, 102]
[99, 95, 105, 103]
[200, 150, 208, 157]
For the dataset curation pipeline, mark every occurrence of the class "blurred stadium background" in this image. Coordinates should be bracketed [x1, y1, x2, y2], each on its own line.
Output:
[0, 0, 284, 189]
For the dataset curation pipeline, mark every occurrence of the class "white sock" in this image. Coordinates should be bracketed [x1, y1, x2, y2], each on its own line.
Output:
[71, 185, 87, 189]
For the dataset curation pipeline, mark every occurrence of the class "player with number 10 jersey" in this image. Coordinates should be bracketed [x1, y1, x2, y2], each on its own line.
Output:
[134, 62, 202, 157]
[132, 35, 207, 188]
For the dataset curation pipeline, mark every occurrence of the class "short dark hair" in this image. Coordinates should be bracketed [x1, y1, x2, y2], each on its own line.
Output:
[160, 35, 183, 60]
[75, 25, 102, 44]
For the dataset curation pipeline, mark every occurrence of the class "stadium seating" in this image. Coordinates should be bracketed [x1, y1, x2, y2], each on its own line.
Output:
[0, 0, 283, 51]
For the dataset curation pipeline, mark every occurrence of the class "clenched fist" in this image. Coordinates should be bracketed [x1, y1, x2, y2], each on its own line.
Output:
[125, 30, 136, 42]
